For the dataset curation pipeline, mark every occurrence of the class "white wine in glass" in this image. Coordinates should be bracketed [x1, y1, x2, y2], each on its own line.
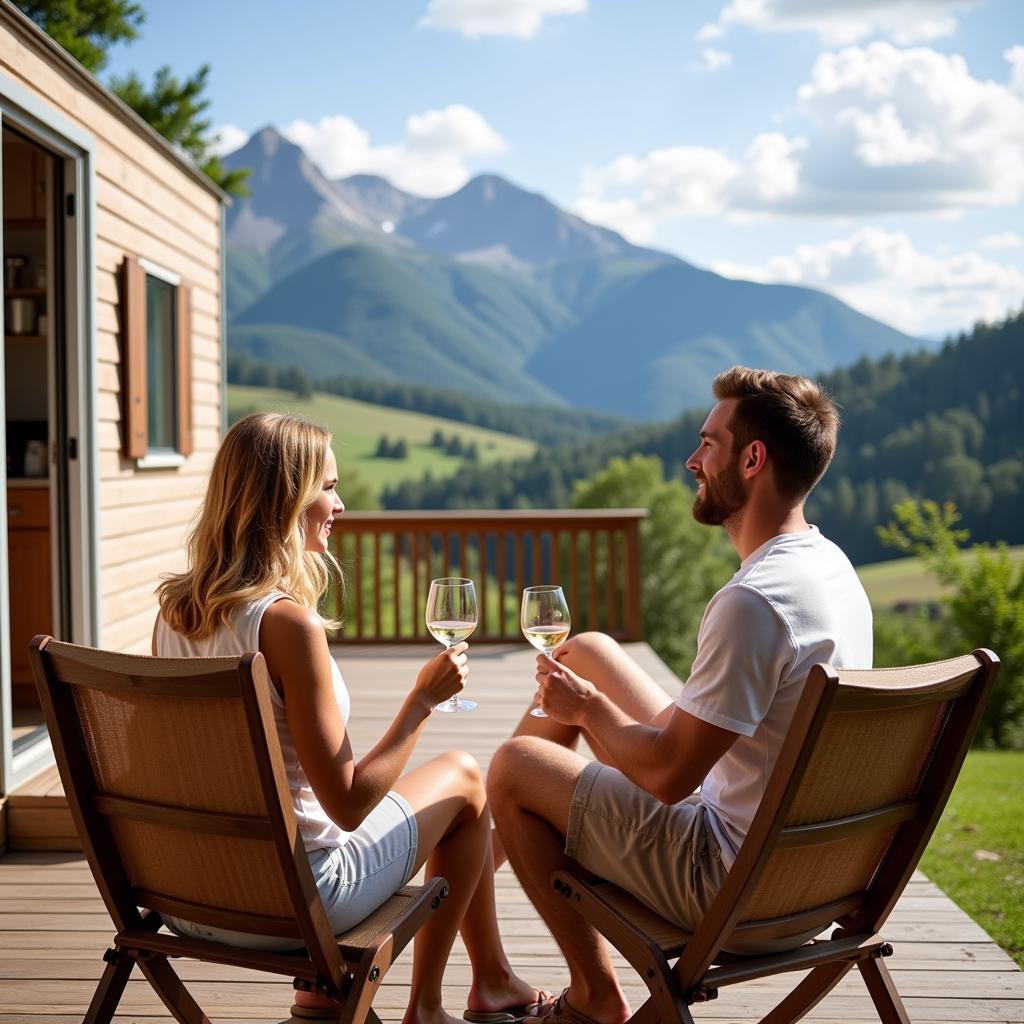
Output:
[521, 585, 570, 718]
[426, 577, 478, 714]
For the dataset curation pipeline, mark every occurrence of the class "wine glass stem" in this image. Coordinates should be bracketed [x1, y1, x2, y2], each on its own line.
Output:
[446, 642, 460, 710]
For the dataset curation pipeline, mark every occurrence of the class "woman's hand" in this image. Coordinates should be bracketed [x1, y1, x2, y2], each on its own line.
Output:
[414, 642, 469, 710]
[536, 651, 597, 725]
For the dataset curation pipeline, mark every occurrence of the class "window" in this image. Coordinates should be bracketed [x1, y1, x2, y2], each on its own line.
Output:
[120, 255, 192, 463]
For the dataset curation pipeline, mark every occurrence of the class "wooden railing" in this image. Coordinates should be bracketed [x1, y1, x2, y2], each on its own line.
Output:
[327, 510, 647, 644]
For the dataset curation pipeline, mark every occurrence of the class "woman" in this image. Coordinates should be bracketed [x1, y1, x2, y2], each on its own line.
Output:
[154, 412, 543, 1024]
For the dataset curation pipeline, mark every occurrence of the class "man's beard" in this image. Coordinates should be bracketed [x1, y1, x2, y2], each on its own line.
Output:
[692, 457, 747, 526]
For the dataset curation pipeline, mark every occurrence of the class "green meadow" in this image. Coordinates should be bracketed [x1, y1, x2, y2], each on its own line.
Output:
[857, 545, 1024, 610]
[227, 386, 537, 498]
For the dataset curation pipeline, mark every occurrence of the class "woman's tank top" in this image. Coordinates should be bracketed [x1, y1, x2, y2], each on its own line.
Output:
[154, 591, 351, 852]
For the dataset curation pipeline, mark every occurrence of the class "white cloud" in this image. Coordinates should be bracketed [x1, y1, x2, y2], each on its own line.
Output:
[1006, 45, 1024, 90]
[706, 0, 979, 46]
[689, 47, 733, 72]
[574, 146, 740, 241]
[419, 0, 586, 38]
[978, 231, 1022, 251]
[282, 105, 506, 196]
[696, 21, 725, 41]
[712, 228, 1024, 336]
[789, 44, 1024, 213]
[838, 101, 943, 167]
[210, 123, 248, 157]
[575, 42, 1024, 235]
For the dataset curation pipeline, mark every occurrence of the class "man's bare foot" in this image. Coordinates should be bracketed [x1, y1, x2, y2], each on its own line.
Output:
[557, 986, 631, 1024]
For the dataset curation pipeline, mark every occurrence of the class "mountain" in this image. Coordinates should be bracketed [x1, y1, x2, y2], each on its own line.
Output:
[526, 261, 920, 419]
[393, 174, 669, 271]
[231, 244, 573, 405]
[223, 126, 925, 422]
[333, 174, 432, 227]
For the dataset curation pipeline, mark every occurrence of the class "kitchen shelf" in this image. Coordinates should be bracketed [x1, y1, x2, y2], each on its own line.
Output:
[4, 287, 45, 298]
[4, 334, 45, 343]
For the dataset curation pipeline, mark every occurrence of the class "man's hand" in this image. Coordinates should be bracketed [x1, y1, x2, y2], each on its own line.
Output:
[536, 652, 598, 725]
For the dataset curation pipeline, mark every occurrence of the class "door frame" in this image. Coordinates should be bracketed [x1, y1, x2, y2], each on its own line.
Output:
[0, 70, 99, 795]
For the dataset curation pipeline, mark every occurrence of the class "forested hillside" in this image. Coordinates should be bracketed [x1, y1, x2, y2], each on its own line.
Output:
[227, 353, 630, 448]
[384, 311, 1024, 563]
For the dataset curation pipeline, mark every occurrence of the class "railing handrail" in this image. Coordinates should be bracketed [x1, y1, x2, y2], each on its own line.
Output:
[329, 509, 647, 644]
[338, 509, 648, 523]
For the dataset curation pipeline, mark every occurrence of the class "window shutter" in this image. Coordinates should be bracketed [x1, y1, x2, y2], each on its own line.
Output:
[176, 282, 193, 456]
[120, 255, 147, 458]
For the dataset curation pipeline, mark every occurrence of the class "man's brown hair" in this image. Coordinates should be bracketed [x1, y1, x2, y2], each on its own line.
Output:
[713, 366, 840, 500]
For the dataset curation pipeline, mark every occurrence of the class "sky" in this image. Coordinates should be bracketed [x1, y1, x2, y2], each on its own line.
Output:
[105, 0, 1024, 340]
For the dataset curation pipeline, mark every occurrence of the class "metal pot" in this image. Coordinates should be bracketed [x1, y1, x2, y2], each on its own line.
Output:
[4, 297, 37, 335]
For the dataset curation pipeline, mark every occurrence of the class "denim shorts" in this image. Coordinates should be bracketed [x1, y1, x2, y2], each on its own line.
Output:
[164, 791, 419, 951]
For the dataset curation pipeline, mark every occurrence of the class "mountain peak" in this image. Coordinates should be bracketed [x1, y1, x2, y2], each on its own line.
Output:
[460, 173, 520, 202]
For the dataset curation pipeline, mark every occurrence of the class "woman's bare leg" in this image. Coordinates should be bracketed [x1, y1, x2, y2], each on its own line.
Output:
[392, 751, 537, 1024]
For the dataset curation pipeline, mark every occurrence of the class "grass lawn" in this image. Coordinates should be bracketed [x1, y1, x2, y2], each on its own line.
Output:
[857, 545, 1024, 609]
[228, 386, 536, 498]
[921, 750, 1024, 967]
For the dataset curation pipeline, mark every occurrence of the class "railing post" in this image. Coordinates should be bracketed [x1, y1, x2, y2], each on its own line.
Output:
[623, 518, 643, 641]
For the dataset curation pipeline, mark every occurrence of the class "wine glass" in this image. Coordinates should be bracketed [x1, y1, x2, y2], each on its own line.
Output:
[426, 577, 478, 713]
[521, 585, 570, 718]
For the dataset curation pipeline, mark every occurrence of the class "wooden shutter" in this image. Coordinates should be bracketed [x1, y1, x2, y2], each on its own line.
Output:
[121, 255, 148, 459]
[176, 283, 193, 456]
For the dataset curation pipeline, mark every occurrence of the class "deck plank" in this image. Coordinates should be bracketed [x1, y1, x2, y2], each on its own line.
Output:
[1, 643, 1021, 1022]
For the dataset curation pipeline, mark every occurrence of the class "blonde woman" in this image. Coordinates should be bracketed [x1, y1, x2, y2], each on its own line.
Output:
[155, 413, 544, 1024]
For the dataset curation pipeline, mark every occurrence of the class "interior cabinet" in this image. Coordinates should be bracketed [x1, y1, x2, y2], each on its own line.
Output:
[2, 141, 46, 223]
[7, 486, 50, 705]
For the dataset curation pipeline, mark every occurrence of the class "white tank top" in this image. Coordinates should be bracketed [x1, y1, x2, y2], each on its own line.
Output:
[154, 591, 352, 852]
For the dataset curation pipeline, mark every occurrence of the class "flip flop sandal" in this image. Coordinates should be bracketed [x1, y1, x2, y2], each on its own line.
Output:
[464, 990, 555, 1023]
[529, 990, 603, 1024]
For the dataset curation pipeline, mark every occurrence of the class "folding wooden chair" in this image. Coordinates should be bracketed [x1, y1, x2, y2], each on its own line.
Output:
[30, 635, 447, 1024]
[552, 649, 1000, 1024]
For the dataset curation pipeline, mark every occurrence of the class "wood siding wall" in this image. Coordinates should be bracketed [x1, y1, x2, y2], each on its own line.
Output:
[0, 26, 223, 653]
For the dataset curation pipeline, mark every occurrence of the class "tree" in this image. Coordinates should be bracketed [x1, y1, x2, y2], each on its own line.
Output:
[109, 65, 250, 195]
[13, 0, 144, 73]
[878, 499, 1024, 747]
[276, 366, 312, 399]
[15, 0, 249, 195]
[572, 455, 735, 680]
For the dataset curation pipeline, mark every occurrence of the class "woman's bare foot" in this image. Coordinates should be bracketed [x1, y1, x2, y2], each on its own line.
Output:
[467, 973, 550, 1016]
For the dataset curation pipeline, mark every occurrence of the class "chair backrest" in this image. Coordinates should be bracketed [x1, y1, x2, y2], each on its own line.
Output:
[676, 649, 999, 984]
[29, 636, 345, 987]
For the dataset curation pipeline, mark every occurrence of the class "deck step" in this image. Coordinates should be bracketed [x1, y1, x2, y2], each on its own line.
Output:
[7, 764, 79, 851]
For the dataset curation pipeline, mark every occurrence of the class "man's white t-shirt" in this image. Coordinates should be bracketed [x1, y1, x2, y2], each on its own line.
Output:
[676, 526, 872, 870]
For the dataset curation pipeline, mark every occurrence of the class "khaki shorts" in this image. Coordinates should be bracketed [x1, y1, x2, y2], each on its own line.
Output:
[565, 761, 728, 933]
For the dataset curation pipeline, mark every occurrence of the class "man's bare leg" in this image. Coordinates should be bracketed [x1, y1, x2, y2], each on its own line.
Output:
[493, 633, 672, 869]
[487, 736, 630, 1024]
[513, 632, 672, 752]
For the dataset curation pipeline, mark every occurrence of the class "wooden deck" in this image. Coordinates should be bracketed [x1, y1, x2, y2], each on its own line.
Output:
[2, 643, 1023, 1022]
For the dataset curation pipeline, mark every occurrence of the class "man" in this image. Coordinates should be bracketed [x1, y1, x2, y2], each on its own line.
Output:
[487, 367, 873, 1024]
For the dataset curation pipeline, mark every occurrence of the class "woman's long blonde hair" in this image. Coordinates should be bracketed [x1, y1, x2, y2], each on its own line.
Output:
[157, 411, 341, 640]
